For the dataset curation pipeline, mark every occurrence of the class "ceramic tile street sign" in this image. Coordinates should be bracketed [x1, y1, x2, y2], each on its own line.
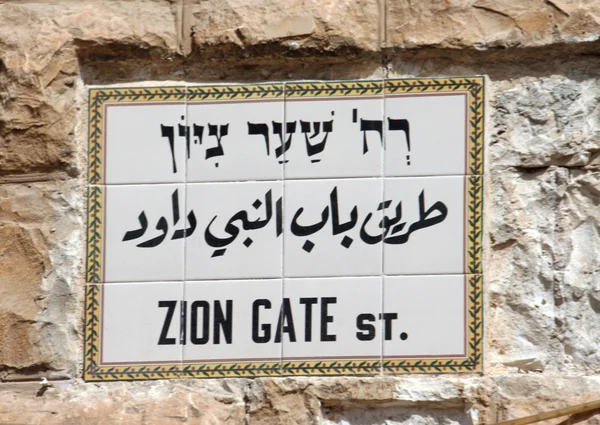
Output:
[85, 78, 484, 381]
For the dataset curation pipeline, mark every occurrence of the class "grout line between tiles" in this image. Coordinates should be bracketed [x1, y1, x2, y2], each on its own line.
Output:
[91, 174, 479, 187]
[280, 81, 287, 370]
[181, 85, 188, 366]
[380, 80, 385, 376]
[90, 273, 480, 286]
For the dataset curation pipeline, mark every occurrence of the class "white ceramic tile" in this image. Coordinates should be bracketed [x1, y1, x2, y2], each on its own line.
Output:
[104, 101, 187, 184]
[284, 97, 383, 179]
[284, 178, 383, 278]
[185, 182, 283, 280]
[100, 282, 183, 365]
[185, 98, 284, 182]
[282, 277, 382, 361]
[382, 275, 466, 358]
[383, 176, 465, 275]
[384, 93, 468, 177]
[102, 184, 186, 282]
[183, 279, 282, 364]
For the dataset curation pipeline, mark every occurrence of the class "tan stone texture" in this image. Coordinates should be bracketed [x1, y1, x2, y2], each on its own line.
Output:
[185, 0, 381, 52]
[386, 0, 600, 48]
[0, 181, 81, 378]
[0, 0, 599, 423]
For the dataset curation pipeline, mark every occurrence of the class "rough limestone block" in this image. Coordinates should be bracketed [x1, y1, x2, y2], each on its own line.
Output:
[0, 181, 81, 379]
[386, 0, 600, 49]
[0, 1, 179, 174]
[491, 76, 600, 168]
[184, 0, 381, 53]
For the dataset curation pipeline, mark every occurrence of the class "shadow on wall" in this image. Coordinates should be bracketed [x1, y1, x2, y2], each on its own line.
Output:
[76, 38, 600, 86]
[76, 39, 384, 85]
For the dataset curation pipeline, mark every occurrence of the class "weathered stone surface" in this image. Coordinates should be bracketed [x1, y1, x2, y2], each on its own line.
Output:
[52, 1, 179, 52]
[491, 76, 600, 168]
[483, 74, 600, 375]
[0, 44, 78, 174]
[0, 1, 179, 64]
[0, 376, 597, 424]
[0, 223, 48, 371]
[386, 0, 600, 49]
[0, 377, 473, 425]
[553, 169, 600, 373]
[0, 1, 179, 174]
[185, 0, 381, 53]
[0, 379, 247, 425]
[0, 181, 81, 378]
[486, 166, 562, 372]
[491, 375, 600, 424]
[392, 379, 464, 408]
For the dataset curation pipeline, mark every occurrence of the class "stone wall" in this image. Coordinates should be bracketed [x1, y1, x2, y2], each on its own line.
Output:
[0, 0, 599, 424]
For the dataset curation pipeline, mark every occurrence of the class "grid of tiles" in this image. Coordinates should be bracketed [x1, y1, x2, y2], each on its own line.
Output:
[85, 78, 484, 381]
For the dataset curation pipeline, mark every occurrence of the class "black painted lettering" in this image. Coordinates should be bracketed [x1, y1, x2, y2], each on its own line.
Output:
[158, 300, 177, 345]
[191, 300, 210, 345]
[356, 313, 376, 341]
[299, 297, 318, 342]
[275, 298, 296, 343]
[252, 299, 271, 343]
[380, 312, 398, 341]
[320, 297, 337, 342]
[214, 300, 233, 344]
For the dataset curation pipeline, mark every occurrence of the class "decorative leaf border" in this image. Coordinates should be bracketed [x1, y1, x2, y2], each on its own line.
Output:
[285, 80, 383, 98]
[467, 175, 484, 275]
[385, 77, 485, 176]
[86, 186, 103, 283]
[84, 79, 484, 381]
[187, 83, 283, 101]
